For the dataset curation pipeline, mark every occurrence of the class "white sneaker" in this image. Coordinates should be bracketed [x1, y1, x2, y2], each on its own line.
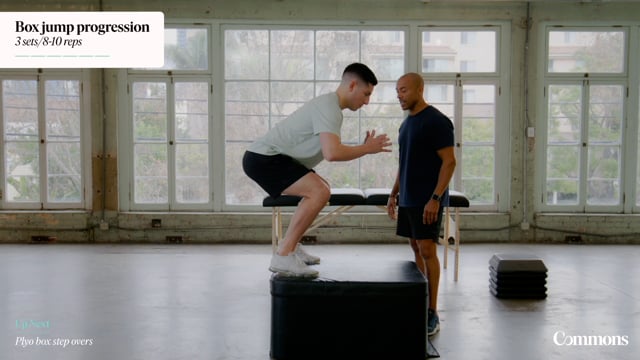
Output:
[269, 253, 319, 278]
[294, 244, 321, 265]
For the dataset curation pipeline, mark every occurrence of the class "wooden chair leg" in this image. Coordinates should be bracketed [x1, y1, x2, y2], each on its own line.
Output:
[443, 206, 451, 269]
[271, 207, 278, 254]
[454, 208, 461, 282]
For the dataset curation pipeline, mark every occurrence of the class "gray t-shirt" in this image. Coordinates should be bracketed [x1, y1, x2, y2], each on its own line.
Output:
[248, 92, 342, 169]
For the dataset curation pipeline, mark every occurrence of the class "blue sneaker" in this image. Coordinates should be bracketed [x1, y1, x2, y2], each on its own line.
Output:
[428, 309, 440, 336]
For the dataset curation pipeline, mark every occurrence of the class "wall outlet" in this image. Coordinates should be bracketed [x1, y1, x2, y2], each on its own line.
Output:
[301, 235, 317, 245]
[565, 235, 583, 243]
[527, 127, 535, 138]
[520, 222, 530, 230]
[166, 236, 183, 243]
[99, 220, 109, 230]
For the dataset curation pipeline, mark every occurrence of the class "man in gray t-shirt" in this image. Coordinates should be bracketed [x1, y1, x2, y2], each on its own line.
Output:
[243, 63, 392, 278]
[248, 91, 343, 169]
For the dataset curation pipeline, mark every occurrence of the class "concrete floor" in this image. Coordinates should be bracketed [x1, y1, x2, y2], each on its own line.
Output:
[1, 243, 638, 360]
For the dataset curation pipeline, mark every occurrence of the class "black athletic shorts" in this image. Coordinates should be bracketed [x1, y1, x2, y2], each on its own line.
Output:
[396, 206, 444, 243]
[242, 151, 313, 198]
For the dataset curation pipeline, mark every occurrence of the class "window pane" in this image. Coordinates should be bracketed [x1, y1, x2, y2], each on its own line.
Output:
[271, 30, 313, 80]
[133, 82, 167, 141]
[548, 85, 582, 143]
[225, 30, 269, 80]
[316, 31, 359, 80]
[271, 82, 314, 121]
[158, 28, 208, 71]
[45, 80, 81, 203]
[588, 85, 623, 143]
[587, 146, 619, 205]
[133, 82, 168, 204]
[548, 31, 624, 73]
[47, 143, 81, 202]
[421, 30, 496, 73]
[425, 84, 455, 121]
[360, 80, 403, 188]
[462, 85, 495, 143]
[361, 31, 405, 80]
[176, 143, 209, 203]
[315, 160, 359, 188]
[175, 82, 208, 142]
[134, 144, 168, 203]
[225, 82, 269, 141]
[339, 115, 360, 146]
[587, 85, 621, 206]
[175, 82, 209, 204]
[5, 142, 39, 202]
[316, 81, 339, 96]
[546, 146, 580, 205]
[360, 145, 399, 189]
[3, 80, 40, 202]
[462, 146, 494, 204]
[225, 142, 263, 205]
[46, 80, 80, 138]
[3, 80, 38, 140]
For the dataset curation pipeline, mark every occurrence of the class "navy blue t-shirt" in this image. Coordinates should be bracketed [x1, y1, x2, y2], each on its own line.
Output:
[398, 105, 455, 207]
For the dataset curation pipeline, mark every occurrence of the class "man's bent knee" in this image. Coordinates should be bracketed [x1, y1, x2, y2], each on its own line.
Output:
[284, 173, 330, 201]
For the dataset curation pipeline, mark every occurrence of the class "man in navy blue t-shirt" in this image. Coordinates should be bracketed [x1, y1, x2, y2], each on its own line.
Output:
[387, 72, 456, 336]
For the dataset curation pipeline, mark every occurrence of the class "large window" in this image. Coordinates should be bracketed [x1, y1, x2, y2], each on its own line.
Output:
[121, 25, 212, 211]
[1, 75, 85, 209]
[224, 28, 405, 206]
[121, 22, 513, 211]
[420, 26, 509, 211]
[130, 80, 210, 207]
[540, 27, 629, 212]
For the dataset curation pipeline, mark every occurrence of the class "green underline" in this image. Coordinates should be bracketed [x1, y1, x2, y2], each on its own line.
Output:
[15, 55, 111, 58]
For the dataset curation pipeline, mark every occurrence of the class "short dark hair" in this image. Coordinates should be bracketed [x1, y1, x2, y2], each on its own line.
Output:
[342, 63, 378, 86]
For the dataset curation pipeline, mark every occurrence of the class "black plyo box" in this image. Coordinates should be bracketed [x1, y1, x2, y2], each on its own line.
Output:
[489, 253, 548, 299]
[270, 261, 427, 360]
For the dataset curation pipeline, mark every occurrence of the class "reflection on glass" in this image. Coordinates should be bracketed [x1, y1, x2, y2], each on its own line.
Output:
[421, 30, 496, 73]
[548, 31, 624, 73]
[2, 80, 40, 202]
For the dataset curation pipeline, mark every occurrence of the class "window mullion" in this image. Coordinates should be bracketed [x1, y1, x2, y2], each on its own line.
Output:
[38, 76, 47, 208]
[168, 78, 177, 210]
[454, 79, 464, 193]
[579, 80, 590, 211]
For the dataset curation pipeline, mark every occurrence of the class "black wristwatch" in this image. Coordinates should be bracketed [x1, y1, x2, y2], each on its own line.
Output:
[431, 193, 441, 202]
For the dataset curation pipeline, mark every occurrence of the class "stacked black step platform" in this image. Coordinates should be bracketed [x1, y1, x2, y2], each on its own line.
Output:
[489, 253, 548, 299]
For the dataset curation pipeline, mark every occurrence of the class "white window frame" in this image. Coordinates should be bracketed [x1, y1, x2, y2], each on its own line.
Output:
[536, 23, 636, 213]
[632, 25, 640, 212]
[123, 75, 214, 211]
[418, 23, 512, 212]
[118, 23, 215, 211]
[119, 20, 513, 213]
[0, 70, 91, 210]
[221, 23, 409, 211]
